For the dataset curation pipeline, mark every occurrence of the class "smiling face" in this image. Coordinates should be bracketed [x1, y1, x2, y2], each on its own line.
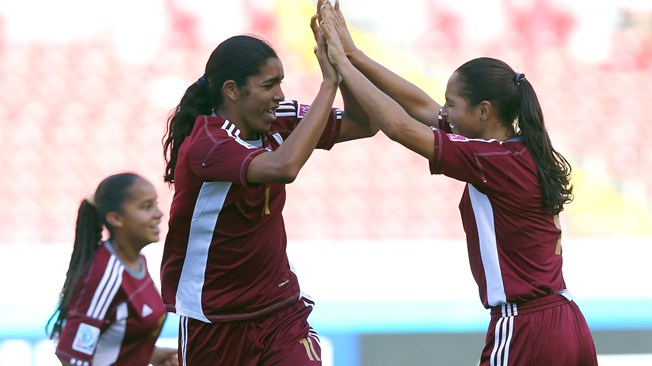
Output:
[231, 57, 285, 139]
[112, 179, 163, 249]
[441, 72, 483, 138]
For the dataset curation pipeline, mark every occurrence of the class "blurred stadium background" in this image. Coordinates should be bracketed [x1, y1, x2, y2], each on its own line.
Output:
[0, 0, 651, 365]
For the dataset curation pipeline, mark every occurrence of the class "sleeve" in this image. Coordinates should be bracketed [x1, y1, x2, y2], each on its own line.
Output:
[429, 129, 517, 191]
[271, 100, 342, 150]
[185, 124, 267, 187]
[55, 254, 122, 364]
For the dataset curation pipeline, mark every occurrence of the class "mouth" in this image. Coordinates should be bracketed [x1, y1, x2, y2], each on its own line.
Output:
[267, 105, 278, 119]
[440, 114, 456, 131]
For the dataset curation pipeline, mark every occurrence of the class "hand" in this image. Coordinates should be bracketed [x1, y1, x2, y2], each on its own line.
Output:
[310, 10, 339, 85]
[317, 2, 348, 67]
[150, 346, 179, 366]
[332, 0, 358, 57]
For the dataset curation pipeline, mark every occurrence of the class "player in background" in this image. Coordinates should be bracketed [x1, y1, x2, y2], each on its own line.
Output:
[317, 1, 598, 365]
[160, 8, 375, 366]
[47, 172, 178, 366]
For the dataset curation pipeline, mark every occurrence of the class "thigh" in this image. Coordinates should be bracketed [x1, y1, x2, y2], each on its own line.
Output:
[261, 298, 322, 366]
[480, 302, 597, 366]
[178, 315, 260, 366]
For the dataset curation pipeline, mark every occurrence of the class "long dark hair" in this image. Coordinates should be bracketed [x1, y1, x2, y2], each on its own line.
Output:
[455, 57, 573, 214]
[46, 172, 143, 340]
[162, 35, 278, 185]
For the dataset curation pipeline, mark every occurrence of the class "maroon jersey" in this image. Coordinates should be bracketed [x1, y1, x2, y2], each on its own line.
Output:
[429, 127, 565, 308]
[56, 241, 167, 366]
[161, 100, 342, 322]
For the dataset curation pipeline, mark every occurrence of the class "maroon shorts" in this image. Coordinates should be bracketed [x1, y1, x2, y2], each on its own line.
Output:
[480, 293, 598, 366]
[178, 297, 321, 366]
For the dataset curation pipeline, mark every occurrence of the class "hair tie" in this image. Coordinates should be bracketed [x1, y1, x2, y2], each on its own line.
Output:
[196, 76, 209, 87]
[514, 72, 526, 85]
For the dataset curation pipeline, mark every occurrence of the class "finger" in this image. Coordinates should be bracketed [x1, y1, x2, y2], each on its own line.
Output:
[310, 14, 319, 42]
[334, 0, 346, 26]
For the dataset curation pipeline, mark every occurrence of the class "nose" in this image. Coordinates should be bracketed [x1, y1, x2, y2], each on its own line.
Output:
[155, 205, 164, 219]
[274, 85, 285, 102]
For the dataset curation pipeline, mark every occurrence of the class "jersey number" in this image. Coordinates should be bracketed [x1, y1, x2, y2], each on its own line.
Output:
[262, 186, 271, 216]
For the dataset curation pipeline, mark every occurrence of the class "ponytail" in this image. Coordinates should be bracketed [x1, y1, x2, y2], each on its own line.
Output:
[516, 79, 573, 215]
[46, 172, 142, 340]
[163, 78, 215, 184]
[163, 35, 279, 185]
[455, 57, 573, 215]
[46, 199, 102, 340]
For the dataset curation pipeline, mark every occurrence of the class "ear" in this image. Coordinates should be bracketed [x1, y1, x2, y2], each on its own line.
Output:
[105, 212, 124, 229]
[478, 101, 492, 121]
[222, 80, 239, 102]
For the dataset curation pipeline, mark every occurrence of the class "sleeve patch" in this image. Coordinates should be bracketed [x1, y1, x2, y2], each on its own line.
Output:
[298, 104, 310, 118]
[72, 323, 101, 355]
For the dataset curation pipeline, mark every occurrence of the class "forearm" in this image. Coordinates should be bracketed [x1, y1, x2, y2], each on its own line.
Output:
[279, 81, 339, 163]
[348, 49, 441, 125]
[335, 60, 411, 140]
[336, 80, 378, 142]
[247, 81, 338, 184]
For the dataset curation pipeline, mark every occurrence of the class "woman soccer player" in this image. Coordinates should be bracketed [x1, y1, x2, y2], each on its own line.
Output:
[317, 1, 598, 365]
[48, 172, 177, 366]
[160, 16, 375, 366]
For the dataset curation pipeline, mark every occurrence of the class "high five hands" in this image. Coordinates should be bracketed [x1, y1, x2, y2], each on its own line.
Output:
[314, 0, 351, 68]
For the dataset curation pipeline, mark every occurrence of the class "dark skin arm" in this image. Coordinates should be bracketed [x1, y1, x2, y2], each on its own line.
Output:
[246, 27, 340, 184]
[319, 1, 435, 160]
[310, 8, 377, 143]
[322, 0, 442, 127]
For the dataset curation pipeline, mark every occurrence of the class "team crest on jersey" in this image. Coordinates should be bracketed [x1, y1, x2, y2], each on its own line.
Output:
[446, 133, 469, 142]
[298, 104, 310, 118]
[72, 323, 100, 355]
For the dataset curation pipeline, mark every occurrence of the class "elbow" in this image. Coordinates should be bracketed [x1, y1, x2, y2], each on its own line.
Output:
[368, 125, 380, 137]
[382, 121, 403, 142]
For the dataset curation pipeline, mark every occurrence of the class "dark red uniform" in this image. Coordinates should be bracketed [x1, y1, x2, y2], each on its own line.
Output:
[430, 126, 597, 366]
[161, 100, 341, 365]
[56, 241, 167, 366]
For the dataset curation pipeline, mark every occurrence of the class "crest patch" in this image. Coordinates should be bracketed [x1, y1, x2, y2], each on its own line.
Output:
[72, 323, 100, 355]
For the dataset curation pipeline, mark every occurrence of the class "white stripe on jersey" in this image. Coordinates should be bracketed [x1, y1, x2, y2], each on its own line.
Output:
[272, 132, 284, 145]
[87, 255, 125, 319]
[176, 181, 231, 322]
[219, 119, 255, 149]
[274, 100, 297, 117]
[93, 302, 128, 366]
[468, 184, 506, 306]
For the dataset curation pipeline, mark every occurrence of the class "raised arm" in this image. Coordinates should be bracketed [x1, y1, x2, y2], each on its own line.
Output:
[246, 24, 339, 184]
[319, 2, 435, 160]
[327, 0, 442, 127]
[311, 10, 377, 143]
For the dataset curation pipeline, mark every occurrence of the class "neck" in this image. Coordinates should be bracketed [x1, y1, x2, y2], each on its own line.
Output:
[110, 239, 141, 271]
